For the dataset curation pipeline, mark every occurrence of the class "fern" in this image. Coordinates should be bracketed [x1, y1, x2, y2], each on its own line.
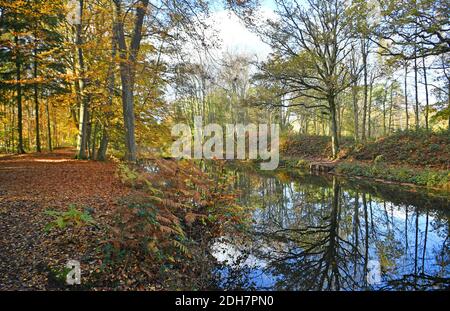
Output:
[44, 204, 95, 232]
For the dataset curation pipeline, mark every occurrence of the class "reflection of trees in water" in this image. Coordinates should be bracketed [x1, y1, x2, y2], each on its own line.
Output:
[253, 178, 366, 290]
[221, 172, 450, 290]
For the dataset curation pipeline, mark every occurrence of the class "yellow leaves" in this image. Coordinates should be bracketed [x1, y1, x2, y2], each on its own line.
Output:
[147, 241, 158, 253]
[172, 240, 190, 257]
[1, 0, 64, 21]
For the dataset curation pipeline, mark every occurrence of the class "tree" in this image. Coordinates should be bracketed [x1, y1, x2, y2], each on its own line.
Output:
[404, 59, 410, 129]
[231, 0, 357, 158]
[376, 0, 450, 59]
[347, 0, 378, 141]
[71, 0, 90, 159]
[13, 26, 25, 153]
[0, 1, 29, 153]
[373, 0, 449, 131]
[112, 0, 149, 162]
[348, 44, 362, 142]
[29, 0, 65, 152]
[422, 54, 430, 130]
[431, 53, 450, 129]
[0, 0, 66, 153]
[96, 19, 118, 161]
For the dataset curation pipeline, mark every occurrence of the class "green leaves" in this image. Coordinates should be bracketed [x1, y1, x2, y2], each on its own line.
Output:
[44, 204, 95, 232]
[336, 161, 450, 189]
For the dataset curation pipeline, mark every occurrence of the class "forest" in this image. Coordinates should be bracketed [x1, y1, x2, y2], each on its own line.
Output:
[0, 0, 449, 291]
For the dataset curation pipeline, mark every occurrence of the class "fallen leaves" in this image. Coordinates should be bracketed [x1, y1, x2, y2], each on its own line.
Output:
[0, 148, 141, 290]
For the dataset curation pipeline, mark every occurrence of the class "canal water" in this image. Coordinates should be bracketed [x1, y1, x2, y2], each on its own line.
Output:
[210, 169, 449, 290]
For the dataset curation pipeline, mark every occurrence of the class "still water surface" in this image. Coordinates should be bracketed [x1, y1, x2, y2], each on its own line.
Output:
[210, 169, 449, 290]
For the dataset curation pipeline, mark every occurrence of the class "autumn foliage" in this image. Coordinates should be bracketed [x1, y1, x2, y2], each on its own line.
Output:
[107, 159, 249, 279]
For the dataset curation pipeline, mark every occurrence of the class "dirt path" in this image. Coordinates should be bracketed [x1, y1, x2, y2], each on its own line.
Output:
[0, 149, 130, 290]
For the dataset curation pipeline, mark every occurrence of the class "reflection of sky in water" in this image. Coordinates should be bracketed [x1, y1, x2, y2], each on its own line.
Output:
[212, 239, 280, 289]
[212, 174, 449, 290]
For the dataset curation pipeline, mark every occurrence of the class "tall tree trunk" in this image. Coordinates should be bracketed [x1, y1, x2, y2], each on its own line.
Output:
[26, 103, 31, 150]
[113, 0, 149, 162]
[382, 83, 388, 136]
[422, 56, 429, 130]
[11, 104, 15, 153]
[76, 0, 89, 159]
[329, 96, 339, 158]
[361, 38, 368, 141]
[352, 83, 359, 142]
[338, 101, 343, 139]
[34, 47, 41, 152]
[448, 82, 450, 129]
[71, 50, 80, 129]
[117, 60, 137, 161]
[45, 99, 52, 151]
[52, 106, 58, 148]
[97, 127, 109, 161]
[91, 121, 98, 160]
[404, 62, 409, 130]
[388, 84, 394, 133]
[368, 77, 373, 138]
[97, 23, 117, 161]
[414, 48, 419, 130]
[15, 34, 25, 154]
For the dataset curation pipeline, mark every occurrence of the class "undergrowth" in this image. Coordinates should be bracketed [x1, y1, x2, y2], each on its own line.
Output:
[103, 159, 251, 289]
[335, 162, 450, 190]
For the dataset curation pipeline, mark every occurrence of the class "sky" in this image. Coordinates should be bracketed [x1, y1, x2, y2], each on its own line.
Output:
[183, 0, 442, 107]
[205, 0, 277, 60]
[207, 10, 272, 60]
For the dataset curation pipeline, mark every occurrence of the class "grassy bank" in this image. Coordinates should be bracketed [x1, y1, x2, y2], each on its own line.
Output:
[280, 130, 450, 190]
[334, 162, 450, 190]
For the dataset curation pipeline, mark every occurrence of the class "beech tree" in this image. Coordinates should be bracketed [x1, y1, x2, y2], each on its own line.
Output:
[231, 0, 356, 158]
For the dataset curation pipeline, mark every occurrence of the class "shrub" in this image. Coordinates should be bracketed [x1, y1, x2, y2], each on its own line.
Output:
[44, 204, 95, 232]
[108, 160, 249, 269]
[336, 162, 450, 189]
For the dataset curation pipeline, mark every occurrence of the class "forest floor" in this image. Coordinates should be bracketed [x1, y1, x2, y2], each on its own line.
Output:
[0, 148, 134, 290]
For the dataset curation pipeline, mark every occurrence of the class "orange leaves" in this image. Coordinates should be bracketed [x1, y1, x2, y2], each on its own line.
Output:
[156, 213, 179, 226]
[110, 158, 249, 270]
[158, 225, 179, 235]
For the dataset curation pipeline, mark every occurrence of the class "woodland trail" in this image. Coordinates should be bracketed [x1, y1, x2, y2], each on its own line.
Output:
[0, 149, 130, 290]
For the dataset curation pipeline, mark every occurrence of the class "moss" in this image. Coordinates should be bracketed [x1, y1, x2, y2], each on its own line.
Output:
[335, 162, 450, 190]
[279, 158, 311, 170]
